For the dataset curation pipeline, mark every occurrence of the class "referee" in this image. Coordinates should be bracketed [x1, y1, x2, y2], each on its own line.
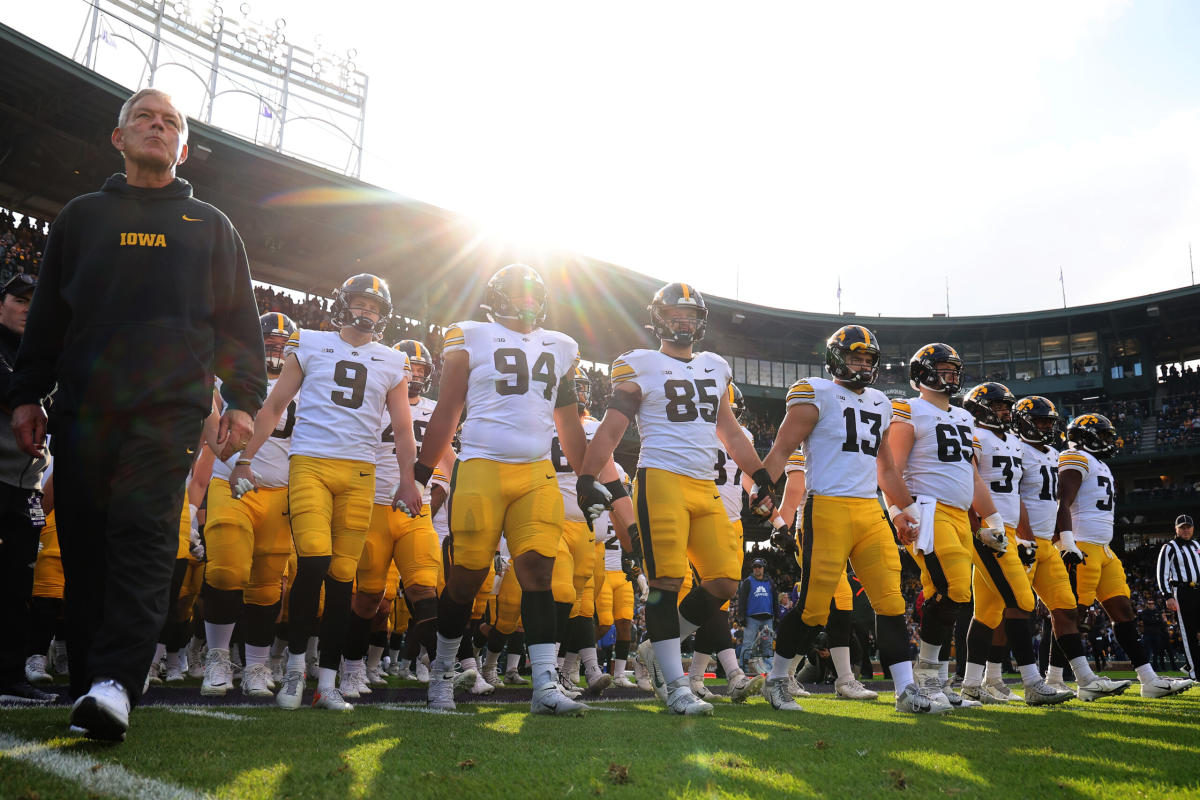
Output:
[1157, 514, 1200, 680]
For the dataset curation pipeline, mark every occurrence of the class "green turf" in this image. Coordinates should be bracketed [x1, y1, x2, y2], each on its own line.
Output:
[4, 689, 1200, 800]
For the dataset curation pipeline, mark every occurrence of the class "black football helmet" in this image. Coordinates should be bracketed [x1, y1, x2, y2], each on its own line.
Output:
[729, 382, 745, 421]
[394, 339, 435, 397]
[260, 312, 297, 373]
[330, 273, 392, 335]
[1013, 396, 1060, 446]
[481, 264, 548, 327]
[963, 382, 1016, 432]
[825, 325, 880, 388]
[648, 282, 708, 345]
[910, 343, 963, 395]
[573, 366, 592, 410]
[1066, 413, 1119, 458]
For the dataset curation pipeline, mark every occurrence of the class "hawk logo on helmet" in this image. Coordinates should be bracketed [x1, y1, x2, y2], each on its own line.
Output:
[1066, 413, 1118, 458]
[964, 382, 1016, 432]
[909, 342, 963, 395]
[825, 325, 880, 388]
[1013, 396, 1059, 445]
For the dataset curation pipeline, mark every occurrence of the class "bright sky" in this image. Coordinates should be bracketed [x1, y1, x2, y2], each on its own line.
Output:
[8, 0, 1200, 317]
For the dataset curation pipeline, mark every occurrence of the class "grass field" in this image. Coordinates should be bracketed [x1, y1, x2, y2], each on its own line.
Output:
[3, 676, 1199, 800]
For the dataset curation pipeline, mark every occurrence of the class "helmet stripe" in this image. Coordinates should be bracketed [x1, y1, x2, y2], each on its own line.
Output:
[371, 276, 380, 293]
[681, 283, 691, 300]
[276, 313, 283, 332]
[861, 327, 871, 348]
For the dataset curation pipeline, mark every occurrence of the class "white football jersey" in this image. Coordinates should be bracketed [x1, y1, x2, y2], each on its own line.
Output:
[444, 320, 579, 463]
[892, 396, 978, 510]
[787, 377, 891, 499]
[610, 349, 732, 480]
[552, 416, 600, 522]
[374, 395, 437, 506]
[784, 448, 807, 475]
[973, 427, 1023, 528]
[1018, 441, 1059, 539]
[1058, 448, 1116, 545]
[212, 376, 293, 488]
[285, 330, 410, 462]
[715, 425, 755, 521]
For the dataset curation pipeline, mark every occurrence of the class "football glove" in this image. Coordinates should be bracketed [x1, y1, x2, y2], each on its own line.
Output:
[769, 523, 798, 557]
[1017, 539, 1037, 566]
[636, 573, 649, 602]
[976, 512, 1007, 555]
[493, 552, 505, 576]
[188, 525, 206, 562]
[1056, 530, 1085, 566]
[576, 475, 612, 529]
[748, 469, 778, 518]
[621, 524, 644, 583]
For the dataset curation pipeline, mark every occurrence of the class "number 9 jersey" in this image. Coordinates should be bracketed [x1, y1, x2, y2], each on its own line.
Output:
[785, 377, 891, 499]
[285, 329, 410, 461]
[610, 349, 731, 480]
[443, 320, 580, 463]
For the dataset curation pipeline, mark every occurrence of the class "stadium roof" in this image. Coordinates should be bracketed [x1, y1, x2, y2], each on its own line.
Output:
[3, 21, 1199, 366]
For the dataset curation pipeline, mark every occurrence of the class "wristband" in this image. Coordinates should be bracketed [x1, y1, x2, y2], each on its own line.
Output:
[751, 468, 774, 491]
[603, 478, 629, 500]
[888, 504, 903, 520]
[235, 459, 252, 466]
[414, 461, 434, 488]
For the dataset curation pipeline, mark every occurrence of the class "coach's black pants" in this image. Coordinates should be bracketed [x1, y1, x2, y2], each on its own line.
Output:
[0, 481, 40, 687]
[52, 407, 201, 706]
[1177, 587, 1200, 680]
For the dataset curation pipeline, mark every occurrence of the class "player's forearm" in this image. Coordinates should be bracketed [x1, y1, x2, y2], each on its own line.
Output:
[970, 469, 998, 518]
[580, 417, 626, 476]
[240, 402, 286, 460]
[878, 464, 913, 510]
[417, 402, 461, 468]
[610, 496, 636, 549]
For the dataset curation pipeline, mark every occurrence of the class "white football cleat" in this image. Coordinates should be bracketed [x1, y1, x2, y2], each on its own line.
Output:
[201, 648, 234, 697]
[312, 686, 353, 711]
[52, 640, 70, 676]
[1141, 675, 1188, 699]
[584, 667, 613, 696]
[895, 682, 951, 714]
[365, 665, 387, 687]
[268, 656, 285, 685]
[637, 640, 668, 703]
[834, 676, 878, 700]
[186, 640, 207, 679]
[24, 655, 51, 685]
[241, 663, 274, 697]
[339, 665, 371, 699]
[985, 677, 1020, 702]
[164, 660, 185, 683]
[482, 663, 504, 688]
[665, 676, 713, 716]
[1023, 679, 1075, 706]
[786, 675, 811, 698]
[452, 666, 479, 692]
[726, 671, 764, 703]
[276, 670, 305, 710]
[69, 680, 130, 742]
[415, 658, 431, 683]
[531, 684, 589, 716]
[762, 676, 803, 711]
[632, 658, 653, 692]
[504, 668, 529, 685]
[428, 668, 456, 711]
[612, 673, 637, 688]
[556, 668, 583, 700]
[468, 670, 496, 695]
[690, 675, 713, 699]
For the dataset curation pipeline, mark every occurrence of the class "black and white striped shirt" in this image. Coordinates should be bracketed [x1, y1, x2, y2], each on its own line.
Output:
[1158, 536, 1200, 595]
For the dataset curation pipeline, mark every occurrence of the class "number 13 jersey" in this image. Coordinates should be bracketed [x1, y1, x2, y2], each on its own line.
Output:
[443, 320, 579, 463]
[891, 396, 978, 510]
[610, 349, 731, 480]
[285, 329, 410, 461]
[786, 377, 891, 499]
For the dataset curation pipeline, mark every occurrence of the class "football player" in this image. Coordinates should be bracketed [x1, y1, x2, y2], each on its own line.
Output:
[1013, 397, 1131, 701]
[887, 343, 1005, 713]
[199, 313, 298, 698]
[577, 282, 774, 716]
[413, 264, 622, 715]
[758, 326, 918, 712]
[25, 466, 62, 688]
[592, 482, 639, 687]
[958, 383, 1073, 706]
[1055, 414, 1193, 698]
[231, 274, 421, 711]
[340, 339, 453, 697]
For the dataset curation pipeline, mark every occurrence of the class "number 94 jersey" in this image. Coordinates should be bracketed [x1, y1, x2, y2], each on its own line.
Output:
[285, 329, 410, 461]
[444, 320, 579, 463]
[891, 396, 977, 510]
[1057, 447, 1115, 546]
[786, 377, 890, 499]
[610, 349, 731, 480]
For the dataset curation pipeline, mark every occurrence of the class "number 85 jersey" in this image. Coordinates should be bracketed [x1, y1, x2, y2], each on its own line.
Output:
[610, 348, 731, 480]
[786, 377, 891, 499]
[445, 320, 579, 463]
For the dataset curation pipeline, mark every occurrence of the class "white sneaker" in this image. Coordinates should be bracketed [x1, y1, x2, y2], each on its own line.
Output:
[241, 663, 274, 697]
[164, 661, 186, 683]
[504, 668, 529, 685]
[385, 659, 401, 678]
[985, 677, 1020, 702]
[52, 640, 69, 676]
[690, 675, 713, 699]
[584, 667, 613, 696]
[147, 653, 164, 686]
[276, 669, 305, 710]
[762, 676, 803, 711]
[787, 675, 811, 698]
[1045, 678, 1073, 695]
[428, 668, 456, 711]
[469, 670, 496, 695]
[748, 657, 767, 675]
[895, 681, 951, 714]
[531, 684, 589, 715]
[636, 640, 668, 703]
[70, 680, 130, 742]
[942, 681, 978, 708]
[613, 674, 637, 688]
[556, 668, 583, 700]
[186, 640, 207, 678]
[312, 686, 353, 710]
[268, 656, 285, 685]
[1024, 679, 1075, 706]
[201, 649, 234, 696]
[453, 666, 479, 692]
[482, 663, 503, 688]
[24, 655, 51, 684]
[365, 665, 387, 687]
[396, 662, 416, 681]
[726, 671, 764, 703]
[1171, 677, 1195, 693]
[834, 676, 878, 700]
[632, 657, 653, 692]
[665, 676, 713, 715]
[338, 665, 370, 699]
[960, 685, 1000, 705]
[916, 661, 952, 709]
[1141, 675, 1188, 698]
[415, 658, 431, 683]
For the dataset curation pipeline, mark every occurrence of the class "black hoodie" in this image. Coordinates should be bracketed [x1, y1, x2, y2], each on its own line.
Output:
[8, 174, 266, 419]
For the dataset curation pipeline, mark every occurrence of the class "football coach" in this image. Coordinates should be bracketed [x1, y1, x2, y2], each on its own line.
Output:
[7, 88, 266, 741]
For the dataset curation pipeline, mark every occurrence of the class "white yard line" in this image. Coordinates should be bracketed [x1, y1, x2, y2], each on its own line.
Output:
[164, 707, 249, 722]
[377, 703, 472, 716]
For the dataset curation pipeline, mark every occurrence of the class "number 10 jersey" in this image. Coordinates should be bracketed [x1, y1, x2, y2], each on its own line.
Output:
[610, 348, 731, 480]
[444, 320, 579, 463]
[785, 377, 891, 499]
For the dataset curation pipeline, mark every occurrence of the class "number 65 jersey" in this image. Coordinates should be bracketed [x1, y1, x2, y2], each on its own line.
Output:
[444, 320, 579, 463]
[891, 396, 978, 510]
[609, 349, 731, 480]
[786, 377, 891, 499]
[1057, 447, 1115, 546]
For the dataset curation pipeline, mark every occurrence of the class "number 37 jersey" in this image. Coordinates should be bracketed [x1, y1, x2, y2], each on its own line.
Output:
[786, 377, 891, 499]
[444, 320, 579, 464]
[285, 329, 410, 462]
[610, 349, 731, 480]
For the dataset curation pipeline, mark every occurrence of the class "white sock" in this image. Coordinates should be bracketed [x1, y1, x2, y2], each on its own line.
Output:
[287, 652, 306, 674]
[891, 661, 914, 694]
[153, 642, 167, 663]
[985, 661, 1002, 681]
[580, 647, 600, 675]
[318, 667, 337, 690]
[1018, 663, 1041, 686]
[506, 653, 522, 673]
[1069, 656, 1097, 684]
[1046, 665, 1064, 684]
[271, 637, 288, 659]
[690, 652, 711, 679]
[527, 642, 557, 689]
[918, 640, 941, 665]
[718, 649, 741, 678]
[678, 612, 701, 642]
[612, 658, 626, 677]
[434, 633, 461, 671]
[652, 638, 686, 684]
[1135, 663, 1157, 684]
[343, 657, 365, 673]
[769, 653, 792, 680]
[938, 661, 950, 683]
[963, 662, 985, 688]
[830, 646, 853, 681]
[245, 644, 270, 669]
[367, 645, 384, 672]
[483, 650, 501, 671]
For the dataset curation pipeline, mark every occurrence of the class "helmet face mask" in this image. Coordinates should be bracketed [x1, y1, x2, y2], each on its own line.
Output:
[910, 343, 963, 395]
[1067, 413, 1119, 458]
[259, 312, 297, 373]
[482, 264, 548, 328]
[331, 274, 392, 336]
[964, 382, 1016, 432]
[825, 325, 880, 388]
[729, 382, 745, 421]
[648, 282, 707, 345]
[1013, 396, 1059, 445]
[393, 339, 435, 397]
[574, 367, 591, 410]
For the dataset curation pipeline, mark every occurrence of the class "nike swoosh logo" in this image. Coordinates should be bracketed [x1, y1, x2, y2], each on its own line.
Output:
[545, 474, 555, 480]
[542, 341, 554, 346]
[705, 368, 714, 373]
[371, 356, 385, 361]
[359, 472, 371, 477]
[181, 214, 203, 222]
[874, 401, 884, 406]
